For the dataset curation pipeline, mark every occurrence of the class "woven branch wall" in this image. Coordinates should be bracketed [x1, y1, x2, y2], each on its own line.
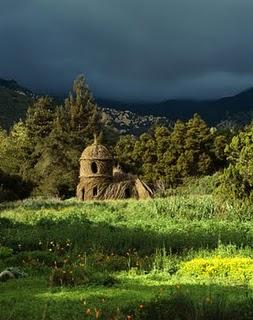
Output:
[76, 141, 153, 201]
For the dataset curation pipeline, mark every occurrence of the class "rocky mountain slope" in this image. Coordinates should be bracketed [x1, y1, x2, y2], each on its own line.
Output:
[1, 78, 253, 133]
[98, 88, 253, 125]
[101, 107, 171, 134]
[0, 79, 170, 134]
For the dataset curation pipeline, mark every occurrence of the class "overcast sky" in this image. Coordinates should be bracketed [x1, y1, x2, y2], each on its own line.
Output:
[1, 0, 253, 101]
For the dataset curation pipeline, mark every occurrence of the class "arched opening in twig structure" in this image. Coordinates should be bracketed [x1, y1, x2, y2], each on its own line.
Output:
[125, 188, 131, 198]
[93, 186, 98, 196]
[91, 162, 98, 174]
[82, 188, 85, 200]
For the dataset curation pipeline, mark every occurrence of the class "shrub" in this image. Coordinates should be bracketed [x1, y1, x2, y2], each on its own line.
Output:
[217, 123, 253, 200]
[176, 173, 221, 196]
[178, 257, 253, 284]
[0, 170, 33, 201]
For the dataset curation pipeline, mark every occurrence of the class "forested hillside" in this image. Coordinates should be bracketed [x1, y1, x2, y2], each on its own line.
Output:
[0, 79, 34, 129]
[0, 75, 253, 202]
[1, 78, 253, 133]
[0, 78, 169, 134]
[98, 88, 253, 126]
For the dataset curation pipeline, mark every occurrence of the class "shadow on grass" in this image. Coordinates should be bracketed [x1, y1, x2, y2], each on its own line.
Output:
[0, 197, 129, 212]
[0, 215, 252, 255]
[1, 277, 253, 320]
[0, 199, 81, 212]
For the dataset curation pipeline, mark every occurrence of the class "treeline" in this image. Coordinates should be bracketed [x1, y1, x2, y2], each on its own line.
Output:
[115, 118, 253, 202]
[114, 115, 229, 186]
[0, 75, 253, 201]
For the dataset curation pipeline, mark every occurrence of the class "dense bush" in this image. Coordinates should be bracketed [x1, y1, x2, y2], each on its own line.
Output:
[0, 170, 32, 201]
[174, 173, 221, 196]
[178, 257, 253, 284]
[218, 123, 253, 201]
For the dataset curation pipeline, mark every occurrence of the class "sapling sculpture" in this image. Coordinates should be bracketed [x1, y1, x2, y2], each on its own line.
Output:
[76, 136, 153, 200]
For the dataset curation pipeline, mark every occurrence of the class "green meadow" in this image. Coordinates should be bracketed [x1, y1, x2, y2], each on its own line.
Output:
[1, 196, 253, 319]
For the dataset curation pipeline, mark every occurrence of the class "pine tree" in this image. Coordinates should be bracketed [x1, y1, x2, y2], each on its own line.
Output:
[114, 115, 228, 189]
[161, 120, 187, 186]
[31, 75, 104, 197]
[184, 114, 213, 176]
[114, 135, 138, 173]
[21, 96, 56, 183]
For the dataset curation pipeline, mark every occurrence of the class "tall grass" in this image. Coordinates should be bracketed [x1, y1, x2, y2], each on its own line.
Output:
[1, 196, 253, 256]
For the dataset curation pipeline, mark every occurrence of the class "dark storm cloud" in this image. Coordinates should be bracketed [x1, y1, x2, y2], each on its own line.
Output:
[1, 0, 253, 101]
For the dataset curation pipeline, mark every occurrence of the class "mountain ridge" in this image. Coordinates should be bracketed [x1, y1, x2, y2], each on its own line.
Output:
[0, 78, 170, 134]
[1, 78, 253, 132]
[97, 87, 253, 124]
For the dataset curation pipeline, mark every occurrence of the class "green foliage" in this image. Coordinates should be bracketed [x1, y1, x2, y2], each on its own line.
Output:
[0, 75, 113, 199]
[50, 264, 116, 287]
[5, 250, 63, 270]
[115, 114, 228, 188]
[178, 257, 253, 285]
[130, 292, 253, 320]
[0, 170, 33, 201]
[0, 85, 33, 130]
[0, 121, 33, 201]
[131, 292, 196, 320]
[0, 121, 29, 175]
[0, 246, 13, 259]
[173, 173, 221, 196]
[86, 251, 129, 272]
[152, 248, 179, 274]
[1, 197, 253, 257]
[218, 123, 253, 200]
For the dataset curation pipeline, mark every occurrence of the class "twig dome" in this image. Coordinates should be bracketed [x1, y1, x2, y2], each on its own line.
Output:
[80, 142, 113, 161]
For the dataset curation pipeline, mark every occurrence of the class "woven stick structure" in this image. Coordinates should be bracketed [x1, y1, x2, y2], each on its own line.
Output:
[76, 138, 153, 200]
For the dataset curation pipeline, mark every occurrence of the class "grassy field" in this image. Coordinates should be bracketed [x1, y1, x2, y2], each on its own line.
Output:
[1, 195, 253, 319]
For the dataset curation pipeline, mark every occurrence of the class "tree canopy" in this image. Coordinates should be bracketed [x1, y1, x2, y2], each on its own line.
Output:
[114, 114, 228, 188]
